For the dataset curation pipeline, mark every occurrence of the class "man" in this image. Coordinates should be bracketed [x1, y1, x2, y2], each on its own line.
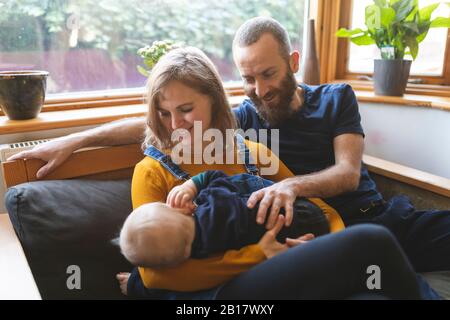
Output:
[10, 17, 450, 274]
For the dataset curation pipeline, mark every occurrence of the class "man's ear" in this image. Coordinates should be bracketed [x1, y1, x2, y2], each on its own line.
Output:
[289, 51, 300, 73]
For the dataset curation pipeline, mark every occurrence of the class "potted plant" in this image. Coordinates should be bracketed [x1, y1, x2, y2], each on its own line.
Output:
[137, 40, 180, 77]
[0, 71, 49, 120]
[336, 0, 450, 96]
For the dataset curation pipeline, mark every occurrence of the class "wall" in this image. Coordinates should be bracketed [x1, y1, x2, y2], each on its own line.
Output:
[359, 102, 450, 179]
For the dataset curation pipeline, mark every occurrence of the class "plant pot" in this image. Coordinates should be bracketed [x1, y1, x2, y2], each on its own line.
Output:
[373, 59, 411, 96]
[0, 71, 49, 120]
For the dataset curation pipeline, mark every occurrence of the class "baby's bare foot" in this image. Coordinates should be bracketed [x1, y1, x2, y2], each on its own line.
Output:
[116, 272, 130, 296]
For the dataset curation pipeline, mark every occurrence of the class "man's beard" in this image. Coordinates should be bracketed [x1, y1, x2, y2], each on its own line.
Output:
[246, 71, 298, 127]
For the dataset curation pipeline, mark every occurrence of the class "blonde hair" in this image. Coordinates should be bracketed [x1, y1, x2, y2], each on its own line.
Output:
[144, 46, 236, 150]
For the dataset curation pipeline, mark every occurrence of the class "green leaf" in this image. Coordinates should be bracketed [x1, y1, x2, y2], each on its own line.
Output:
[416, 30, 429, 43]
[143, 59, 155, 69]
[393, 34, 406, 58]
[392, 0, 415, 22]
[404, 35, 418, 59]
[137, 65, 150, 77]
[374, 0, 387, 7]
[430, 17, 450, 28]
[374, 28, 388, 47]
[415, 21, 431, 43]
[380, 7, 396, 27]
[419, 3, 440, 22]
[366, 5, 381, 30]
[350, 34, 376, 45]
[335, 28, 365, 37]
[403, 22, 419, 34]
[405, 6, 418, 22]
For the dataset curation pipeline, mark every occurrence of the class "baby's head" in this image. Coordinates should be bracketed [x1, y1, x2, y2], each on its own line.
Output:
[119, 202, 195, 268]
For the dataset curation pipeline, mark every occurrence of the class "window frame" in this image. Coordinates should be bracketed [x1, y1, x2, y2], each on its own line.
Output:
[320, 0, 450, 97]
[0, 82, 247, 117]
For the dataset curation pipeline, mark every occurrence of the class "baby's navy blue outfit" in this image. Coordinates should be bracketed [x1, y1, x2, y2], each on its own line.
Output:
[190, 170, 329, 258]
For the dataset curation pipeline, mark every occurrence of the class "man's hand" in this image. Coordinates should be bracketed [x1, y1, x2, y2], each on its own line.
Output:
[258, 215, 314, 259]
[166, 179, 198, 214]
[7, 137, 83, 179]
[247, 178, 297, 229]
[7, 117, 147, 179]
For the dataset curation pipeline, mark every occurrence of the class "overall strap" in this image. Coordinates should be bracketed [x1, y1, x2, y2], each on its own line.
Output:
[235, 134, 259, 176]
[144, 145, 191, 180]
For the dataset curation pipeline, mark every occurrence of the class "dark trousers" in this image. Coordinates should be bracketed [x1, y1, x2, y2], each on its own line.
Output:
[344, 195, 450, 273]
[216, 224, 421, 300]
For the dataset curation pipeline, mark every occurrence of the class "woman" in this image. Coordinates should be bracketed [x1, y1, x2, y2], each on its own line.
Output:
[116, 46, 421, 300]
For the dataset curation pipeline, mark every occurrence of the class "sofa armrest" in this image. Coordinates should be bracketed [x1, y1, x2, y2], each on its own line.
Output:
[1, 143, 143, 188]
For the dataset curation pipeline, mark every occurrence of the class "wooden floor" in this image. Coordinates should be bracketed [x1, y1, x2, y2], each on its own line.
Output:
[0, 214, 41, 300]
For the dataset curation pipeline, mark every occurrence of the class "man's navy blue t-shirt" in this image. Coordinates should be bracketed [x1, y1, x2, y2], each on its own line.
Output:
[233, 83, 382, 216]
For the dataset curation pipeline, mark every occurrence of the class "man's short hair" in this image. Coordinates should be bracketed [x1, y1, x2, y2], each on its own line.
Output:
[233, 16, 292, 61]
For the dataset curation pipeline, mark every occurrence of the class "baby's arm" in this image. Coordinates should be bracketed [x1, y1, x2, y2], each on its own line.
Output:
[166, 171, 229, 214]
[166, 179, 198, 214]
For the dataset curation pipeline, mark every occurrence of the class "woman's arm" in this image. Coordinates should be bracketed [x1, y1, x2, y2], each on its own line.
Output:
[139, 244, 266, 292]
[132, 159, 169, 207]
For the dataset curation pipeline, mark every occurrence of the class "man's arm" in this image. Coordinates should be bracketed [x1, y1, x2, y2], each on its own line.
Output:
[8, 117, 146, 179]
[291, 133, 363, 198]
[248, 133, 363, 229]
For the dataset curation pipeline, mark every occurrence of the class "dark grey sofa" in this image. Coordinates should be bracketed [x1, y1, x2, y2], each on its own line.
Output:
[5, 179, 133, 299]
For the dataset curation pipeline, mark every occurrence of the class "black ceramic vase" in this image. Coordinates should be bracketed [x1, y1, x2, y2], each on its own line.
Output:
[0, 71, 49, 120]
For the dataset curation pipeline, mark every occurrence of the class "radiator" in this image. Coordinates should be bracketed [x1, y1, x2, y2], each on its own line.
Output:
[0, 139, 52, 162]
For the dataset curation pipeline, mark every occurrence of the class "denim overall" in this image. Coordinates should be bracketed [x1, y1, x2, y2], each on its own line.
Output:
[128, 134, 264, 300]
[143, 133, 273, 200]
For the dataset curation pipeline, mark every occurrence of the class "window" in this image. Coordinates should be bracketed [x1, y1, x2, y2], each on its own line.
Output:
[333, 0, 450, 87]
[0, 0, 306, 96]
[348, 0, 449, 76]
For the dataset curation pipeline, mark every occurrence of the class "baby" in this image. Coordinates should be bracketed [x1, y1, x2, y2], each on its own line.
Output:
[119, 202, 195, 268]
[119, 170, 330, 269]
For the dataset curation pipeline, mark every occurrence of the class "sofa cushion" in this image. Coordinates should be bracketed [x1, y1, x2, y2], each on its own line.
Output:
[5, 179, 134, 299]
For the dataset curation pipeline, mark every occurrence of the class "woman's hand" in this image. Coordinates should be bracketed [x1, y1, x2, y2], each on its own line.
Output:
[247, 178, 298, 229]
[257, 215, 315, 259]
[166, 179, 198, 214]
